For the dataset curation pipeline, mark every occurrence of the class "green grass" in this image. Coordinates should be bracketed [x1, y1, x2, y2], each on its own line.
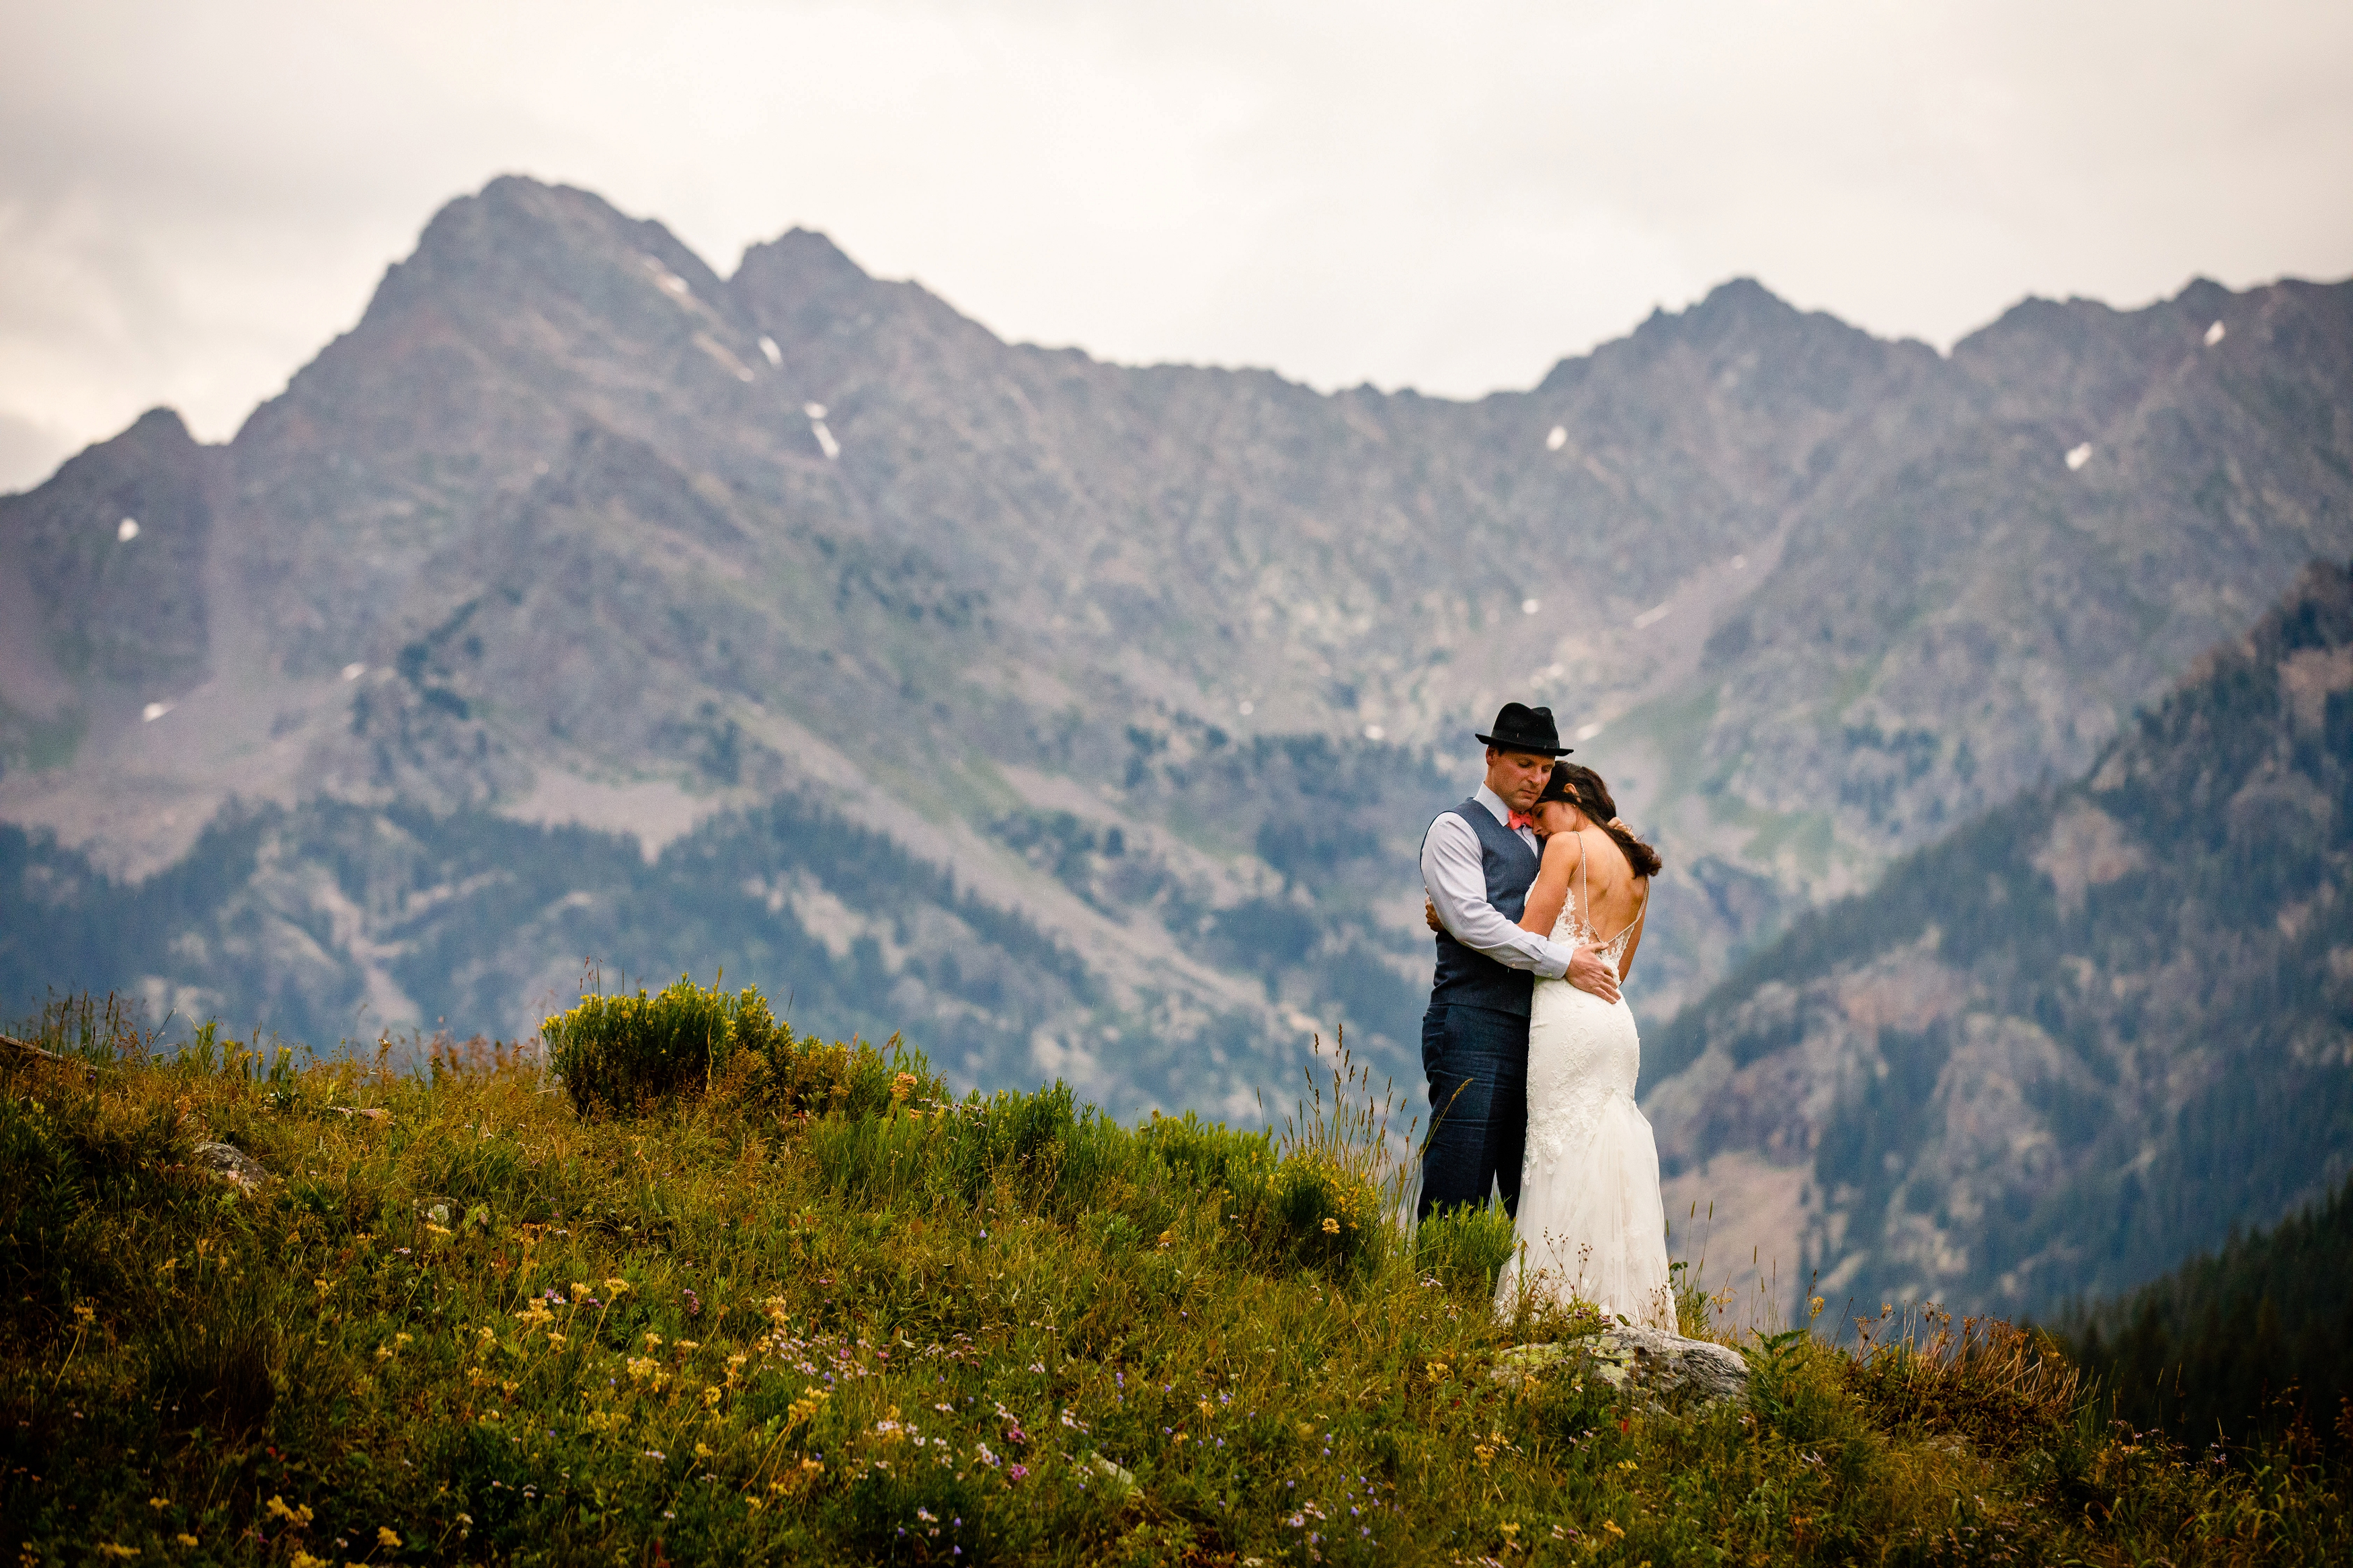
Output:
[3, 987, 2348, 1565]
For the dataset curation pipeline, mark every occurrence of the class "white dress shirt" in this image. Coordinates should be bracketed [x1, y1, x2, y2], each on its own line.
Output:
[1421, 783, 1575, 979]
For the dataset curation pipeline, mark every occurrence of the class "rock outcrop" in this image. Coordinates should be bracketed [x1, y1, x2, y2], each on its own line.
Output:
[1492, 1328, 1752, 1413]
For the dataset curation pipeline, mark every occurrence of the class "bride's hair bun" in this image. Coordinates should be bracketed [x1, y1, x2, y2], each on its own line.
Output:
[1542, 763, 1663, 878]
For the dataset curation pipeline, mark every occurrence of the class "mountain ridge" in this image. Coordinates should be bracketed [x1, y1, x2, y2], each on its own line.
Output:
[4, 177, 2351, 1183]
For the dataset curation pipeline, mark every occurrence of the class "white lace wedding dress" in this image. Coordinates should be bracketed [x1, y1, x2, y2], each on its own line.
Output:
[1494, 835, 1674, 1329]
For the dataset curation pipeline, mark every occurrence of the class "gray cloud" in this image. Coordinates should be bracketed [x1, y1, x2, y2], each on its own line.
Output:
[2, 0, 2348, 490]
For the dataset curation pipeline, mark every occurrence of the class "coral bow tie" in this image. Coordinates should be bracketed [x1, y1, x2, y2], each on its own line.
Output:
[1507, 811, 1536, 832]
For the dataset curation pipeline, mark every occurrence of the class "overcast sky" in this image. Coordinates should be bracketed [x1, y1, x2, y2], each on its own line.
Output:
[2, 0, 2348, 490]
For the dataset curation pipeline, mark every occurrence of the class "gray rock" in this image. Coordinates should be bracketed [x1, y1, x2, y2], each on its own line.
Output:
[1492, 1327, 1750, 1413]
[191, 1141, 271, 1192]
[1085, 1454, 1138, 1501]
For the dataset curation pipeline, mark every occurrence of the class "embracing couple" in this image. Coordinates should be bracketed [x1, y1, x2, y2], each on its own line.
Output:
[1417, 702, 1673, 1329]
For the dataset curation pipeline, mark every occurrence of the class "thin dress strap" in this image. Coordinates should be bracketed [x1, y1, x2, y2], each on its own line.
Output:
[1574, 827, 1593, 942]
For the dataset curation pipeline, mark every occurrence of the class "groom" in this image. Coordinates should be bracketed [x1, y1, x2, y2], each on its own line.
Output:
[1418, 702, 1621, 1223]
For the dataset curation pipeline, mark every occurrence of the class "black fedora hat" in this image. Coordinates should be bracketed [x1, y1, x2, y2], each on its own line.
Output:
[1476, 702, 1571, 758]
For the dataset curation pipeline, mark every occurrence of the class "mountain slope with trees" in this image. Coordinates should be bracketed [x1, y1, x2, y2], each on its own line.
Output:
[2052, 1173, 2353, 1450]
[1647, 561, 2353, 1319]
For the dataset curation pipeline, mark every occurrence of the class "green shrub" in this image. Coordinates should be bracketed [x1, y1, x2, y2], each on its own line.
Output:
[544, 975, 737, 1114]
[1256, 1151, 1382, 1278]
[1415, 1200, 1518, 1299]
[545, 977, 944, 1120]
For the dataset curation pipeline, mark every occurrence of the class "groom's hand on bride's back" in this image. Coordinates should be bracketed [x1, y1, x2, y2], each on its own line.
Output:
[1567, 945, 1622, 1005]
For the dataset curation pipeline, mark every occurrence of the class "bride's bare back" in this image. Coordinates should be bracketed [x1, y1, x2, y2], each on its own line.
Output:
[1518, 810, 1647, 980]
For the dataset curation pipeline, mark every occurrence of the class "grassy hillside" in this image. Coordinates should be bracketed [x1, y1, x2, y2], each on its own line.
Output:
[3, 987, 2347, 1565]
[2052, 1174, 2353, 1452]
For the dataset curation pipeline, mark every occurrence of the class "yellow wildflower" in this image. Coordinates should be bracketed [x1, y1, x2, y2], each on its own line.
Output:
[644, 1331, 664, 1350]
[175, 1536, 198, 1549]
[675, 1339, 700, 1352]
[604, 1278, 631, 1295]
[1320, 1216, 1341, 1234]
[571, 1282, 592, 1301]
[1601, 1520, 1626, 1539]
[546, 1331, 568, 1350]
[378, 1527, 401, 1548]
[148, 1497, 169, 1510]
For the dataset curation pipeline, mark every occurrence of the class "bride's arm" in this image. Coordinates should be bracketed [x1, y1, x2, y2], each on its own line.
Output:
[1517, 833, 1581, 936]
[1617, 884, 1649, 981]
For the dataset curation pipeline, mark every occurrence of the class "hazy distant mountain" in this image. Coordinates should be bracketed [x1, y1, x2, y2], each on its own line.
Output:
[1647, 561, 2353, 1318]
[2, 175, 2350, 1123]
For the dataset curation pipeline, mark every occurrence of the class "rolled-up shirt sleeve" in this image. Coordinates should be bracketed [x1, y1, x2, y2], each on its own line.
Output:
[1422, 813, 1574, 979]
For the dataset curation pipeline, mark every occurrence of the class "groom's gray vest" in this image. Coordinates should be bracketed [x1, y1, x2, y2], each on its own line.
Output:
[1429, 799, 1540, 1018]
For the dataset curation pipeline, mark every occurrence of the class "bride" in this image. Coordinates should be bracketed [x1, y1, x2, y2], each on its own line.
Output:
[1493, 761, 1674, 1330]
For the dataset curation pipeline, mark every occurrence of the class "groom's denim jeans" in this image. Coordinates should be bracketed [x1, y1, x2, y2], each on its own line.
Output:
[1417, 1002, 1527, 1224]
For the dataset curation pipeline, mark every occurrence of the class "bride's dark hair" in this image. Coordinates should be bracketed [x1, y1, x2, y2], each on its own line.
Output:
[1540, 763, 1663, 879]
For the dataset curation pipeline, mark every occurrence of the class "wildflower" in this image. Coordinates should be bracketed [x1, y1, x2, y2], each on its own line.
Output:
[289, 1555, 325, 1568]
[174, 1536, 198, 1549]
[454, 1514, 472, 1528]
[570, 1282, 592, 1301]
[644, 1331, 664, 1350]
[425, 1222, 452, 1237]
[72, 1303, 95, 1323]
[1601, 1520, 1625, 1539]
[643, 1450, 666, 1461]
[676, 1339, 700, 1352]
[148, 1497, 169, 1510]
[546, 1332, 567, 1350]
[696, 1443, 715, 1458]
[1321, 1216, 1341, 1234]
[1007, 1463, 1029, 1481]
[604, 1278, 631, 1295]
[377, 1527, 402, 1548]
